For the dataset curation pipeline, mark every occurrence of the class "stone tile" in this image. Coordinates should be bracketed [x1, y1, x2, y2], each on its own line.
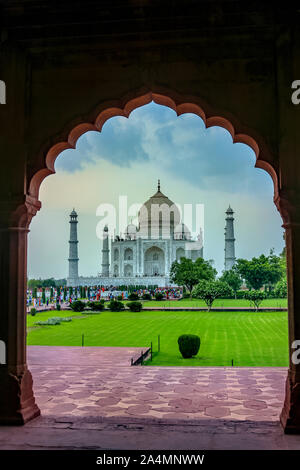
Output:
[204, 406, 231, 418]
[27, 346, 287, 425]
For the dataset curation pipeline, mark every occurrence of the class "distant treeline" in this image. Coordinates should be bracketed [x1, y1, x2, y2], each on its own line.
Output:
[28, 278, 67, 288]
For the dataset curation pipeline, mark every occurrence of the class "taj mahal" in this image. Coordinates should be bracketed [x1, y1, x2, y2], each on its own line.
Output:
[67, 181, 236, 287]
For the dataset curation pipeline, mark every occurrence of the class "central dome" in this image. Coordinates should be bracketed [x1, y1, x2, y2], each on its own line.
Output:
[138, 180, 181, 238]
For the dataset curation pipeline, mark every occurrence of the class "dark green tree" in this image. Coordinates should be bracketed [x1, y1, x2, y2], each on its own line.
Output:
[170, 257, 217, 299]
[274, 278, 288, 298]
[42, 288, 46, 304]
[243, 290, 267, 311]
[219, 268, 242, 298]
[236, 252, 283, 291]
[193, 280, 233, 311]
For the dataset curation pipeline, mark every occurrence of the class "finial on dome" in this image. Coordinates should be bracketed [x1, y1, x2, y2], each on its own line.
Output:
[158, 179, 160, 192]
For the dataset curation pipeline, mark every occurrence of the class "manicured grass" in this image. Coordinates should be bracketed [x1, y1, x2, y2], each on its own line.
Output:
[27, 309, 289, 367]
[127, 298, 288, 308]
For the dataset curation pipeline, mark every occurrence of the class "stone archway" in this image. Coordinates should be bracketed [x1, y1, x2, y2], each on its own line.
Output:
[144, 246, 165, 276]
[0, 86, 298, 434]
[113, 248, 119, 262]
[28, 91, 278, 202]
[124, 248, 133, 261]
[124, 264, 133, 277]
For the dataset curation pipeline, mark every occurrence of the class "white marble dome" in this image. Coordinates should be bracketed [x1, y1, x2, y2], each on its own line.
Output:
[138, 180, 181, 238]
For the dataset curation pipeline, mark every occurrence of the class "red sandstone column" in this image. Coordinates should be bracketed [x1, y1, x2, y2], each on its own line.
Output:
[0, 197, 41, 424]
[278, 192, 300, 433]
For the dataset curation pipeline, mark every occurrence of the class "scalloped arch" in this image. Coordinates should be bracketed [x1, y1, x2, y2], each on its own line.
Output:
[28, 91, 278, 201]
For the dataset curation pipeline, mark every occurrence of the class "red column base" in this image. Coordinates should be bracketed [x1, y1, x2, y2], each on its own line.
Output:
[0, 366, 40, 425]
[280, 370, 300, 434]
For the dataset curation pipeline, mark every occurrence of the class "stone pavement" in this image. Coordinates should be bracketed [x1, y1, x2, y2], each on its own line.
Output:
[28, 346, 286, 422]
[1, 346, 300, 450]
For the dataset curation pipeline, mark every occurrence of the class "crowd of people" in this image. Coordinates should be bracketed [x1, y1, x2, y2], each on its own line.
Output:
[26, 285, 183, 308]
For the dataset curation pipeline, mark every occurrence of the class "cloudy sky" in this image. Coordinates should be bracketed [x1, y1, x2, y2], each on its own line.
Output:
[28, 102, 284, 279]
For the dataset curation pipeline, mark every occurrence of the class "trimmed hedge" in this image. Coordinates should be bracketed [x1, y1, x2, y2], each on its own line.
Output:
[142, 293, 152, 300]
[154, 292, 164, 301]
[108, 300, 125, 312]
[127, 301, 143, 312]
[70, 300, 85, 312]
[178, 334, 200, 358]
[88, 300, 105, 311]
[128, 292, 139, 301]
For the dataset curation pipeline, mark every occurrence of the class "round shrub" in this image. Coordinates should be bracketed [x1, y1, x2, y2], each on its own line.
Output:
[88, 300, 105, 311]
[117, 294, 123, 301]
[108, 300, 125, 312]
[128, 292, 139, 301]
[142, 293, 152, 300]
[178, 334, 200, 359]
[70, 300, 85, 312]
[30, 308, 37, 316]
[127, 301, 143, 312]
[155, 292, 164, 301]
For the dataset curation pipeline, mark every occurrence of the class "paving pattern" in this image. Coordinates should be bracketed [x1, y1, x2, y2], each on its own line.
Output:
[28, 346, 287, 423]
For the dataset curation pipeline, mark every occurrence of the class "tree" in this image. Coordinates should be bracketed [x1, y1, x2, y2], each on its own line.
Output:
[236, 252, 283, 291]
[193, 280, 233, 311]
[274, 278, 288, 298]
[28, 277, 65, 288]
[219, 268, 242, 298]
[170, 257, 217, 299]
[243, 290, 267, 311]
[42, 288, 46, 304]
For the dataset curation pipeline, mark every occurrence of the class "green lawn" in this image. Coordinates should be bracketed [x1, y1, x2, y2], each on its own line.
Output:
[127, 298, 287, 308]
[27, 309, 289, 367]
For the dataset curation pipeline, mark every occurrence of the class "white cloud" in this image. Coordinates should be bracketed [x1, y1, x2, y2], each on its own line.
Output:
[28, 103, 284, 279]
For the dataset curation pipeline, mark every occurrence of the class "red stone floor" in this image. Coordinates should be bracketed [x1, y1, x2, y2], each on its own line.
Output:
[1, 346, 300, 450]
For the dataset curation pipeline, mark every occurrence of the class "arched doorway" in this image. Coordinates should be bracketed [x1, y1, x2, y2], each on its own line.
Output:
[1, 89, 297, 435]
[144, 246, 165, 276]
[124, 264, 133, 277]
[124, 248, 133, 261]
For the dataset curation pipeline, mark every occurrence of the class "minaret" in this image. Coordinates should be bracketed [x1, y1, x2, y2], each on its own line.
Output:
[101, 225, 110, 276]
[68, 209, 79, 284]
[224, 205, 236, 271]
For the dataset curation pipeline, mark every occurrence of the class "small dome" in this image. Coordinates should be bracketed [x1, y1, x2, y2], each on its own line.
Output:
[125, 223, 137, 234]
[70, 208, 78, 217]
[125, 223, 137, 239]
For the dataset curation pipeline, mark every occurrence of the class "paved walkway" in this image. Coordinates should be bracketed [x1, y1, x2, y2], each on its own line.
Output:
[28, 346, 286, 422]
[1, 346, 300, 450]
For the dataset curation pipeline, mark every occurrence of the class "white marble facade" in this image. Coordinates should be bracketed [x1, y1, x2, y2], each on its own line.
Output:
[101, 182, 203, 285]
[68, 182, 203, 287]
